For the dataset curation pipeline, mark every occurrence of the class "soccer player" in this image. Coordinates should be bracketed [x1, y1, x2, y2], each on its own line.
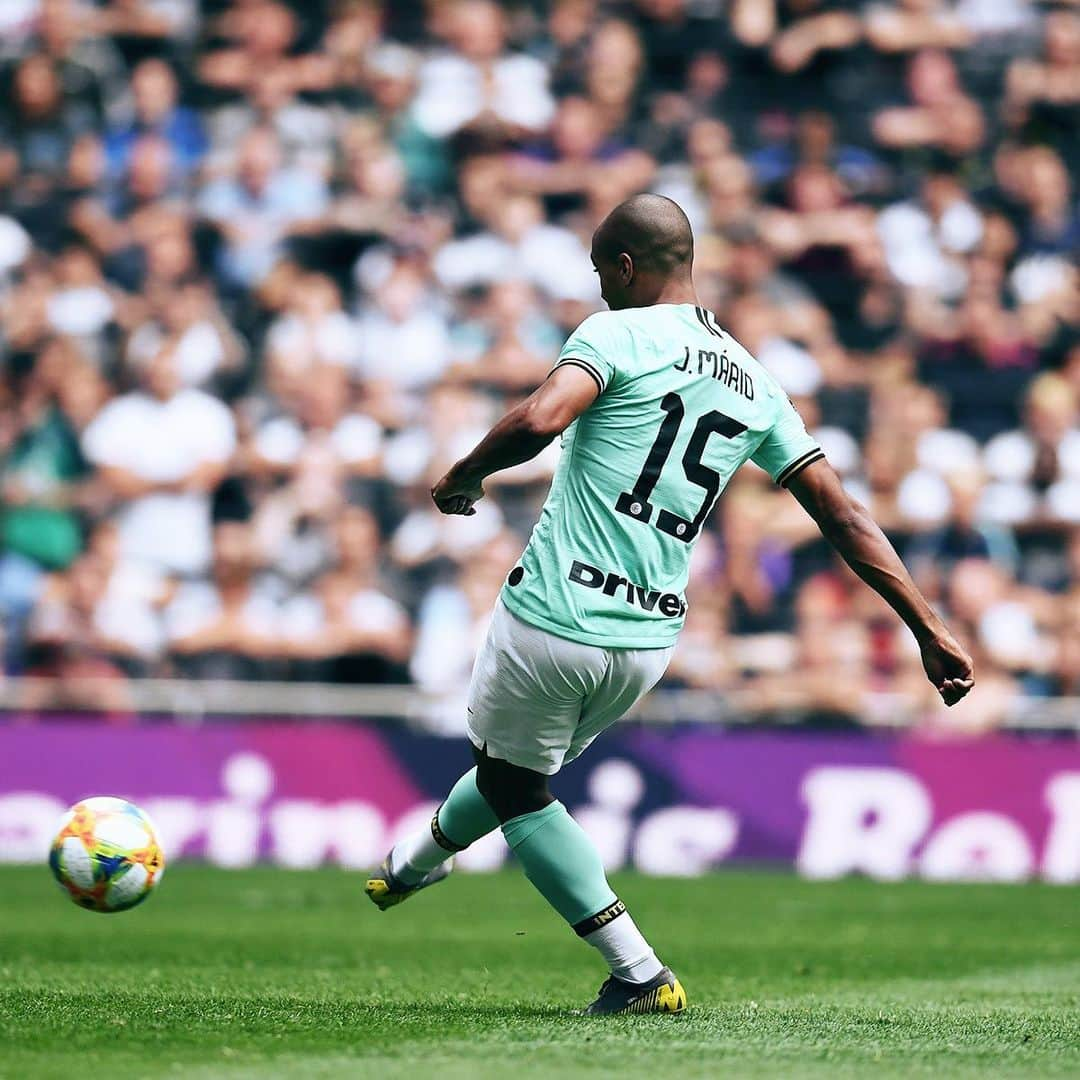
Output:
[366, 194, 974, 1015]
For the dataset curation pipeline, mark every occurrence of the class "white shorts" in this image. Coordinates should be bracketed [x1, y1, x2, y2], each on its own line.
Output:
[465, 598, 674, 775]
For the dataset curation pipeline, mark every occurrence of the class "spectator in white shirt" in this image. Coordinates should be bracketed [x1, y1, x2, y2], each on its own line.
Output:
[82, 344, 236, 576]
[265, 272, 359, 370]
[165, 519, 282, 679]
[433, 190, 597, 301]
[250, 363, 382, 481]
[409, 532, 519, 713]
[250, 364, 384, 583]
[877, 169, 983, 299]
[412, 0, 555, 139]
[280, 507, 412, 683]
[353, 260, 451, 425]
[126, 275, 247, 388]
[81, 519, 170, 664]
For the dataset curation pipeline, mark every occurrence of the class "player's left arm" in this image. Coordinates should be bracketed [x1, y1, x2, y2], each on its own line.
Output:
[787, 457, 975, 707]
[431, 365, 600, 516]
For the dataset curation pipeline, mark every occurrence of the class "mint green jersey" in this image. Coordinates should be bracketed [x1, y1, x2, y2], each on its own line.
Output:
[500, 304, 823, 648]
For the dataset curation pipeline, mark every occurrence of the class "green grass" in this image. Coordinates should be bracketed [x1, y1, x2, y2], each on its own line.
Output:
[0, 866, 1077, 1079]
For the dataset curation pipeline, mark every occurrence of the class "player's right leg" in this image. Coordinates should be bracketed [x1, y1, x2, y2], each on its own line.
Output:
[369, 596, 602, 908]
[365, 766, 497, 909]
[366, 598, 551, 908]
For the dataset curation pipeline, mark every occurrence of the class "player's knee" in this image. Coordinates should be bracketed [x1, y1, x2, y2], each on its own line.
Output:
[473, 745, 552, 823]
[487, 783, 551, 823]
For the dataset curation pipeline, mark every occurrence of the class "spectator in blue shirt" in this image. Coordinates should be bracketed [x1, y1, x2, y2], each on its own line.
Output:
[197, 126, 328, 287]
[104, 58, 206, 179]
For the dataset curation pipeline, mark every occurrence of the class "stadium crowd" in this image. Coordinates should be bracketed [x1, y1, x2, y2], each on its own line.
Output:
[0, 0, 1077, 728]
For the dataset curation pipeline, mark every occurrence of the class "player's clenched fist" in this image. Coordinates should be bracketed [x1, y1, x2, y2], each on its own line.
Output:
[432, 466, 484, 516]
[919, 631, 975, 707]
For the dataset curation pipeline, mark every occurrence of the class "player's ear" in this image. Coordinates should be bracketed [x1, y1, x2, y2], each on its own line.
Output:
[618, 252, 633, 283]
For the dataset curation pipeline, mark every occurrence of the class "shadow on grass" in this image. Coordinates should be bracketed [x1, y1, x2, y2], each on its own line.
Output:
[3, 985, 580, 1029]
[4, 985, 705, 1049]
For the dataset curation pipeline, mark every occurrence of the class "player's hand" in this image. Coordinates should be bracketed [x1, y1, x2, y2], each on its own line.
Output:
[431, 467, 484, 516]
[919, 630, 974, 707]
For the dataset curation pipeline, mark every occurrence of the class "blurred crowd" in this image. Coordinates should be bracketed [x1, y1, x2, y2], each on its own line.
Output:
[0, 0, 1077, 729]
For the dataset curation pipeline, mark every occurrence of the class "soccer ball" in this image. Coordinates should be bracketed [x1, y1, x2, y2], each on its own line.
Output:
[49, 797, 165, 913]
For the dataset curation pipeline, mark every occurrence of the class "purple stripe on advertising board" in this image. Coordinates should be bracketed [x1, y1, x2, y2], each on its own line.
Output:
[1, 720, 1078, 882]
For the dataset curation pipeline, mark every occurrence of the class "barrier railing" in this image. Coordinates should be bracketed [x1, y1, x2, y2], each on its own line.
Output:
[0, 677, 1076, 730]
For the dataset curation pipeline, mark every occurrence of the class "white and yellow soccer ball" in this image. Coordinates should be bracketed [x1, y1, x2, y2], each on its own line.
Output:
[49, 797, 165, 913]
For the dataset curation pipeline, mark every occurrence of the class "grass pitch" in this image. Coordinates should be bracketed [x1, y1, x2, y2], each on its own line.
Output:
[0, 866, 1077, 1079]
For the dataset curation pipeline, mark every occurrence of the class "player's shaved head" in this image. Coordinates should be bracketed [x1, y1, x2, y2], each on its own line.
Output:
[592, 194, 694, 276]
[590, 194, 697, 310]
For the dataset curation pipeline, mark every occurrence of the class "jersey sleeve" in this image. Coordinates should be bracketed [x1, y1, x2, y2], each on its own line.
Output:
[751, 397, 825, 487]
[550, 313, 619, 395]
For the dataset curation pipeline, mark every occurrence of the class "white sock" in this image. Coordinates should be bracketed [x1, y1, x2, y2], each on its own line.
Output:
[389, 827, 452, 885]
[583, 912, 664, 984]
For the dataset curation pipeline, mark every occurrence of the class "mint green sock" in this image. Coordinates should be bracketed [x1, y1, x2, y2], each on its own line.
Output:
[436, 767, 500, 850]
[501, 801, 617, 926]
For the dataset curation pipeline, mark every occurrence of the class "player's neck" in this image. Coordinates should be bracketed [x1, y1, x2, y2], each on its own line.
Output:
[639, 277, 698, 308]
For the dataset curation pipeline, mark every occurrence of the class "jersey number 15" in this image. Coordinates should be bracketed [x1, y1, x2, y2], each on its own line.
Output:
[615, 391, 746, 544]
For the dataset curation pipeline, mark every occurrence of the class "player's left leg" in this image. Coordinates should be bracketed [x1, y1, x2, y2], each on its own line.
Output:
[555, 641, 685, 1013]
[475, 744, 685, 1015]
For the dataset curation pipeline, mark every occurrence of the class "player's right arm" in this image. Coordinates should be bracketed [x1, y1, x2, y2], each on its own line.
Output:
[431, 364, 600, 516]
[786, 458, 974, 707]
